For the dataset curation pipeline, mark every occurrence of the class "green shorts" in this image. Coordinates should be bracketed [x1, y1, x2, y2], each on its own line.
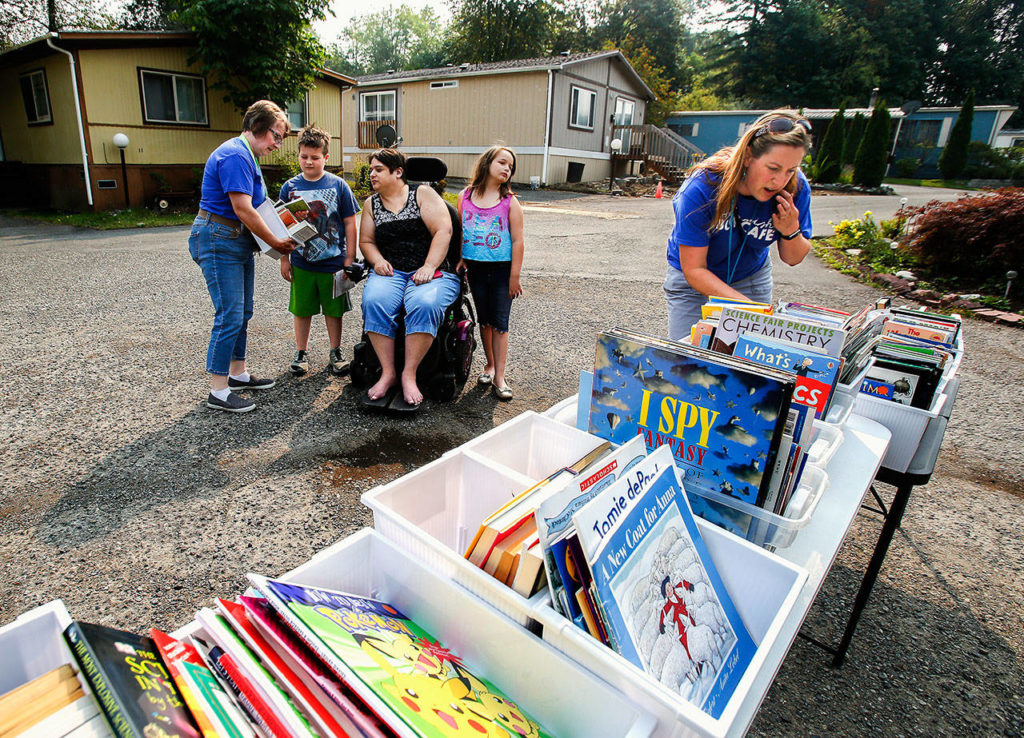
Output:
[289, 264, 351, 317]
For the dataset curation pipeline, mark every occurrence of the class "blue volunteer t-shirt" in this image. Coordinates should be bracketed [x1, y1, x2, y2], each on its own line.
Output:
[279, 172, 361, 274]
[667, 169, 813, 284]
[198, 137, 265, 219]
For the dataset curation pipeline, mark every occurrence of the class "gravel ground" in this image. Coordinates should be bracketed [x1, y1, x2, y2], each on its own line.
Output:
[1, 189, 1022, 736]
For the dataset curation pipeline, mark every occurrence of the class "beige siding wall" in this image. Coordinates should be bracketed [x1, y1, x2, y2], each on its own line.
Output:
[0, 52, 84, 164]
[546, 153, 611, 184]
[550, 67, 611, 151]
[343, 71, 548, 154]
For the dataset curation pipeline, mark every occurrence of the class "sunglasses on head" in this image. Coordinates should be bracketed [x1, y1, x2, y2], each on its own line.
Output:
[752, 118, 812, 139]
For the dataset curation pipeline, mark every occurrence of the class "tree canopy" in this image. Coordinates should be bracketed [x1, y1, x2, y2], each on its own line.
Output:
[326, 5, 445, 76]
[177, 0, 331, 112]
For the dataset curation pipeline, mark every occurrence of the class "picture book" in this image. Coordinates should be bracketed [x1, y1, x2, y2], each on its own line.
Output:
[238, 595, 393, 738]
[216, 598, 356, 738]
[573, 447, 756, 719]
[712, 307, 846, 357]
[63, 621, 201, 738]
[150, 628, 255, 738]
[195, 607, 317, 738]
[536, 435, 648, 620]
[861, 358, 941, 408]
[733, 333, 841, 419]
[589, 328, 796, 507]
[248, 575, 554, 738]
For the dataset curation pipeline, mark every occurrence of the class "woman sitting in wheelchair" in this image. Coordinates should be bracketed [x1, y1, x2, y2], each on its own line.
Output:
[358, 148, 461, 407]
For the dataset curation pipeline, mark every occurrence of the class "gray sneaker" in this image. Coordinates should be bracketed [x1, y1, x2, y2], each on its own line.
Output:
[329, 347, 351, 376]
[227, 375, 275, 391]
[206, 391, 256, 413]
[290, 350, 309, 375]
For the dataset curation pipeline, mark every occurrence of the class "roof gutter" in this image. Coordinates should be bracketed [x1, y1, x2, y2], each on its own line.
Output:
[46, 35, 93, 206]
[542, 69, 553, 186]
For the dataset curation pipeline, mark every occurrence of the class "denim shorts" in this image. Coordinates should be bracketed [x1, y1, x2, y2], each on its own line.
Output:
[465, 260, 513, 333]
[663, 259, 773, 341]
[188, 216, 257, 375]
[361, 270, 460, 338]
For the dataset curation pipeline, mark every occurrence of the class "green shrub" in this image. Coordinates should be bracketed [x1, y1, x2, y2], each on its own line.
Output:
[853, 100, 891, 187]
[894, 158, 920, 178]
[350, 161, 372, 200]
[816, 104, 846, 184]
[939, 89, 974, 180]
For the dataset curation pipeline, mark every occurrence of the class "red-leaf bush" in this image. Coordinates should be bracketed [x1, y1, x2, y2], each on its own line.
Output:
[904, 188, 1024, 288]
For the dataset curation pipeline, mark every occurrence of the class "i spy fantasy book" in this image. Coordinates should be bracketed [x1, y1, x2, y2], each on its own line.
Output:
[589, 328, 795, 507]
[248, 575, 552, 738]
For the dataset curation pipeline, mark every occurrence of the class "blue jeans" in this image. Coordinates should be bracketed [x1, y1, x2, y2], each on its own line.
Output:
[663, 259, 773, 341]
[362, 270, 460, 338]
[188, 216, 256, 375]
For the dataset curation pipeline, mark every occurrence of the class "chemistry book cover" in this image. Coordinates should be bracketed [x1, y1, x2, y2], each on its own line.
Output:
[572, 447, 756, 719]
[711, 307, 846, 357]
[247, 575, 553, 738]
[588, 327, 795, 507]
[63, 621, 201, 738]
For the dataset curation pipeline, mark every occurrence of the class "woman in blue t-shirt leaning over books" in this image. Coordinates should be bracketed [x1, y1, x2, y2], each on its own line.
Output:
[664, 109, 814, 341]
[189, 100, 296, 413]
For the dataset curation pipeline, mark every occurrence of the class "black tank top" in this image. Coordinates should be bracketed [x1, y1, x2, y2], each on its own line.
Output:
[370, 186, 451, 273]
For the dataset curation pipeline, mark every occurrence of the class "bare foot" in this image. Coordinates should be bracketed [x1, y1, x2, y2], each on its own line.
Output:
[401, 372, 423, 406]
[368, 373, 396, 400]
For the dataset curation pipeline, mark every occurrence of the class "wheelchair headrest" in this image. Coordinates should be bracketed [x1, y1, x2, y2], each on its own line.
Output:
[405, 157, 448, 184]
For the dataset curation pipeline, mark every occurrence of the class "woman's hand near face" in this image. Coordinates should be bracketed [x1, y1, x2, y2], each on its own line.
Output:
[771, 189, 801, 234]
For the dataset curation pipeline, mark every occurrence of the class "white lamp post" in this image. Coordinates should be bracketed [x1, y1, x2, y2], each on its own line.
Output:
[113, 133, 130, 209]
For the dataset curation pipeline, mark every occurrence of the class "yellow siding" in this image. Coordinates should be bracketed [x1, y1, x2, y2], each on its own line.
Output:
[0, 53, 84, 164]
[547, 154, 611, 184]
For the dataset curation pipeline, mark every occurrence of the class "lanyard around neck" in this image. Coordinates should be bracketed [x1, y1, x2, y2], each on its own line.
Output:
[238, 135, 267, 200]
[726, 200, 750, 285]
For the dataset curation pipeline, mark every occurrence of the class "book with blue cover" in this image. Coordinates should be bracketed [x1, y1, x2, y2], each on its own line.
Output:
[588, 327, 796, 507]
[573, 447, 756, 719]
[733, 333, 841, 420]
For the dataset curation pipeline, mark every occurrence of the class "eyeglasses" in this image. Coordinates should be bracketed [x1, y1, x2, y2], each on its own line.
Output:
[752, 118, 812, 139]
[269, 128, 284, 145]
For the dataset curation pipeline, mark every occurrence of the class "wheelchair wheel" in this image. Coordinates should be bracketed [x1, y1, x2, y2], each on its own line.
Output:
[350, 339, 380, 388]
[427, 371, 457, 402]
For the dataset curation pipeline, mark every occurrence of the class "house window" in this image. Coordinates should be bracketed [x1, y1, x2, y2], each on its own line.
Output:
[430, 80, 458, 90]
[285, 97, 307, 129]
[672, 122, 699, 137]
[613, 97, 635, 126]
[360, 91, 396, 122]
[140, 69, 208, 125]
[570, 86, 596, 130]
[19, 69, 52, 125]
[897, 119, 942, 148]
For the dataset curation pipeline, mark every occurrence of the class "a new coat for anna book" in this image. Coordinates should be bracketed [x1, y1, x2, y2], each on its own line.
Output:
[572, 446, 756, 719]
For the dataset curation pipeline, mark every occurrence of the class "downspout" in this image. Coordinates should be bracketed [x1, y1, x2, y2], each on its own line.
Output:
[542, 69, 553, 186]
[47, 35, 92, 206]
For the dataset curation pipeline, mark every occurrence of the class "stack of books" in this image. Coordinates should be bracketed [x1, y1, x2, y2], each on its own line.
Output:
[16, 581, 559, 738]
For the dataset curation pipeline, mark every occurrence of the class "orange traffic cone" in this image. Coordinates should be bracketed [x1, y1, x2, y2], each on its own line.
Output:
[655, 181, 663, 198]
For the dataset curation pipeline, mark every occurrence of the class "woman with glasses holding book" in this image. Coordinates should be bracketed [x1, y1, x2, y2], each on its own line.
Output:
[664, 110, 814, 341]
[189, 100, 296, 413]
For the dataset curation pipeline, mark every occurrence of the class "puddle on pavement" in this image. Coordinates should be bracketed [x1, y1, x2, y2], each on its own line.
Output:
[320, 428, 461, 491]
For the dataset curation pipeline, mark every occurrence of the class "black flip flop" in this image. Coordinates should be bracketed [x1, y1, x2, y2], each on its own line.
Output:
[361, 386, 397, 410]
[387, 393, 422, 414]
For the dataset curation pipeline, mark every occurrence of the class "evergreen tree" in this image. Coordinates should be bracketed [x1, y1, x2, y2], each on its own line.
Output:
[938, 89, 975, 180]
[845, 111, 866, 167]
[816, 102, 846, 183]
[853, 100, 891, 187]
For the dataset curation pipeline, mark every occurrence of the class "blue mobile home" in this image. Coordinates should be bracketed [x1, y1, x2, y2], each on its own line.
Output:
[667, 106, 1017, 178]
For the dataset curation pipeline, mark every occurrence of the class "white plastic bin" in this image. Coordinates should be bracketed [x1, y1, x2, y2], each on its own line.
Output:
[0, 600, 113, 738]
[362, 412, 607, 627]
[456, 410, 605, 480]
[852, 389, 948, 473]
[534, 517, 807, 738]
[685, 464, 829, 549]
[282, 528, 657, 738]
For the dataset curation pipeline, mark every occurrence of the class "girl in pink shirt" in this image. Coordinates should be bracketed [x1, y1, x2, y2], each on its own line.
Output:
[457, 146, 525, 401]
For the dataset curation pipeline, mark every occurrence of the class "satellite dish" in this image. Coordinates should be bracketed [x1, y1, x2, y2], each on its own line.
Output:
[900, 100, 922, 116]
[375, 124, 398, 148]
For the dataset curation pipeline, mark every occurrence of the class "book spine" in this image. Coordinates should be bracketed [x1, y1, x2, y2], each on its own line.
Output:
[208, 646, 291, 738]
[63, 623, 136, 738]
